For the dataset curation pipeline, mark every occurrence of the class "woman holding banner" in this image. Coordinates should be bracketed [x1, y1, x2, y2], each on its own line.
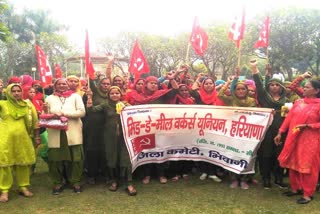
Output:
[250, 61, 288, 189]
[112, 75, 127, 99]
[126, 78, 145, 105]
[169, 84, 195, 181]
[274, 80, 320, 204]
[218, 76, 257, 189]
[130, 74, 179, 184]
[190, 75, 223, 183]
[87, 86, 136, 196]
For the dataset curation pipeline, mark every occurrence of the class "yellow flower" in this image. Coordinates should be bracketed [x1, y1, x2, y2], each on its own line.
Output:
[292, 127, 300, 134]
[116, 102, 125, 114]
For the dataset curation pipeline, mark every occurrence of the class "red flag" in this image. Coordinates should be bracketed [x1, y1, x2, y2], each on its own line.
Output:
[229, 7, 246, 48]
[85, 30, 95, 80]
[54, 64, 63, 79]
[131, 134, 156, 155]
[128, 40, 150, 79]
[254, 16, 270, 48]
[190, 17, 208, 56]
[35, 45, 52, 87]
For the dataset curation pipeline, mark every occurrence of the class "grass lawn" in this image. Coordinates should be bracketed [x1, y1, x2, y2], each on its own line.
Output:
[1, 160, 319, 214]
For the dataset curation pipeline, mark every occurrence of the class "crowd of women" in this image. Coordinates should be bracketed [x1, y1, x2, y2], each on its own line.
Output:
[0, 60, 319, 204]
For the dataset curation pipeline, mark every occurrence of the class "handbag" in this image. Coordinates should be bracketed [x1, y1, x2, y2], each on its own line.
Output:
[38, 114, 68, 130]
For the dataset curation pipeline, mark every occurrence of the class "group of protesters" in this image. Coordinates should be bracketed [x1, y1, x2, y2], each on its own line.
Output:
[0, 59, 319, 204]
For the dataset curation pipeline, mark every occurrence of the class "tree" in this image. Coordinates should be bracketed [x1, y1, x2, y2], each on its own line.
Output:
[0, 5, 70, 80]
[253, 8, 320, 79]
[98, 32, 188, 77]
[0, 1, 10, 42]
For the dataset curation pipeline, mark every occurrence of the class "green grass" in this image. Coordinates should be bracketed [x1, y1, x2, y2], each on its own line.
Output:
[1, 160, 319, 214]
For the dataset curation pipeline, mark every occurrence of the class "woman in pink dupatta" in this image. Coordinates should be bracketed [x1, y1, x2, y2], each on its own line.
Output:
[274, 80, 320, 204]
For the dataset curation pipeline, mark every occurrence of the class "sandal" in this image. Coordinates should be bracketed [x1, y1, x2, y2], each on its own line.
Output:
[108, 182, 118, 192]
[19, 188, 33, 197]
[52, 185, 63, 195]
[0, 192, 8, 203]
[73, 185, 82, 194]
[297, 196, 313, 204]
[182, 174, 189, 180]
[126, 185, 137, 196]
[142, 176, 151, 184]
[159, 176, 168, 184]
[172, 175, 180, 182]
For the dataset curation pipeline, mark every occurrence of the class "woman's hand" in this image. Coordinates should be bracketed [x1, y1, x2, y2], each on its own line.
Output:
[166, 71, 175, 80]
[215, 84, 224, 90]
[265, 64, 272, 77]
[86, 101, 93, 108]
[34, 138, 41, 147]
[42, 103, 49, 113]
[274, 133, 282, 145]
[197, 73, 204, 79]
[177, 64, 188, 73]
[55, 112, 64, 117]
[250, 59, 259, 74]
[192, 80, 200, 90]
[301, 71, 312, 79]
[106, 53, 114, 62]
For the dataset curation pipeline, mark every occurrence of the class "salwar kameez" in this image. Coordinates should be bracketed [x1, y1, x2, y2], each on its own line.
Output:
[0, 166, 31, 192]
[289, 152, 319, 196]
[278, 98, 320, 197]
[0, 84, 38, 194]
[91, 100, 132, 187]
[253, 73, 288, 185]
[48, 131, 83, 186]
[45, 80, 86, 192]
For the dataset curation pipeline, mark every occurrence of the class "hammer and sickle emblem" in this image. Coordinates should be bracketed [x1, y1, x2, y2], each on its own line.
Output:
[134, 58, 144, 72]
[139, 137, 151, 146]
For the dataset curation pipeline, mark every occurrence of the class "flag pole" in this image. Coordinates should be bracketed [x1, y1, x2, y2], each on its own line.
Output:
[87, 74, 90, 88]
[185, 42, 191, 64]
[266, 47, 269, 64]
[237, 42, 241, 67]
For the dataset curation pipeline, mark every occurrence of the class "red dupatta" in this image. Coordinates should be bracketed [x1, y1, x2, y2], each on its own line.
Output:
[130, 89, 172, 105]
[170, 94, 194, 104]
[32, 91, 44, 112]
[130, 76, 171, 105]
[170, 84, 195, 104]
[199, 78, 218, 105]
[53, 78, 74, 98]
[53, 90, 73, 98]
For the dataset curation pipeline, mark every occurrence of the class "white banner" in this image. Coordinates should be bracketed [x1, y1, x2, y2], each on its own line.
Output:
[121, 104, 273, 174]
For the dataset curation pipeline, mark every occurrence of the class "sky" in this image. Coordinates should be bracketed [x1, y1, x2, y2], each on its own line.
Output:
[10, 0, 320, 51]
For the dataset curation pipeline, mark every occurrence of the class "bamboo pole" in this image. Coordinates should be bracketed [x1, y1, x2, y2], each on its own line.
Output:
[237, 42, 242, 67]
[185, 42, 191, 64]
[266, 47, 269, 64]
